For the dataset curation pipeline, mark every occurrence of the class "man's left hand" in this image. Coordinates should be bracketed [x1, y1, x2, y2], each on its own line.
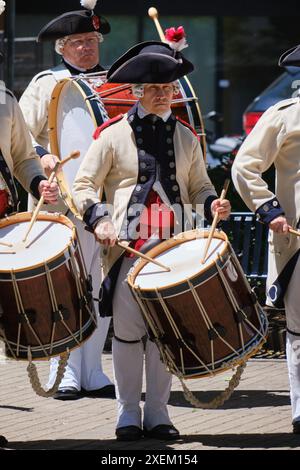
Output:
[38, 180, 59, 204]
[211, 198, 231, 220]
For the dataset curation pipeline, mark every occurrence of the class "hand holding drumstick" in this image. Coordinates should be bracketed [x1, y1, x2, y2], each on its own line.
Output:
[22, 150, 80, 244]
[268, 215, 300, 238]
[201, 179, 231, 264]
[94, 218, 170, 271]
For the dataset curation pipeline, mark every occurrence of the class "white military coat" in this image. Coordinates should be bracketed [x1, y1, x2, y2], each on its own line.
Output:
[232, 98, 300, 307]
[0, 87, 45, 201]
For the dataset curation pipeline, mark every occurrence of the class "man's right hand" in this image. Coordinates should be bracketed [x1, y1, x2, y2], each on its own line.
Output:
[94, 218, 117, 247]
[41, 154, 60, 177]
[269, 216, 290, 233]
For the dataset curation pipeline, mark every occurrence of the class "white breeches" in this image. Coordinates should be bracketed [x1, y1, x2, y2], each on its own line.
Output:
[284, 255, 300, 422]
[112, 257, 172, 429]
[47, 214, 112, 391]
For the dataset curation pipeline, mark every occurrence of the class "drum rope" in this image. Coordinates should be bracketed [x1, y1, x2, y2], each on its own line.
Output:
[17, 323, 21, 358]
[101, 98, 136, 104]
[158, 336, 247, 409]
[132, 287, 161, 341]
[26, 348, 70, 397]
[73, 239, 98, 327]
[178, 361, 247, 409]
[49, 322, 56, 356]
[45, 264, 59, 354]
[155, 290, 181, 339]
[68, 248, 84, 341]
[154, 336, 247, 408]
[11, 271, 49, 358]
[76, 234, 88, 278]
[216, 258, 266, 341]
[76, 240, 98, 327]
[186, 280, 217, 370]
[187, 281, 212, 330]
[155, 290, 213, 376]
[0, 329, 16, 359]
[45, 264, 81, 346]
[223, 248, 266, 335]
[187, 279, 240, 360]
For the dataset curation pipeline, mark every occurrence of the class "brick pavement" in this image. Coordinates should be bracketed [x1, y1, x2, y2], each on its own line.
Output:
[1, 345, 300, 450]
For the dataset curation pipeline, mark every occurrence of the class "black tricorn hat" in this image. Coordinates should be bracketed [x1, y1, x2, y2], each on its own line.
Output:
[107, 41, 194, 83]
[37, 10, 110, 42]
[278, 45, 300, 67]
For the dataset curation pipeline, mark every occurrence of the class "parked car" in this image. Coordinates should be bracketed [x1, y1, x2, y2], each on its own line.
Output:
[243, 66, 300, 135]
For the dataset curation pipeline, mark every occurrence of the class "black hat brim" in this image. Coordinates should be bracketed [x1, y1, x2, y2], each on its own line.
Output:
[107, 40, 194, 83]
[37, 10, 110, 42]
[279, 45, 300, 67]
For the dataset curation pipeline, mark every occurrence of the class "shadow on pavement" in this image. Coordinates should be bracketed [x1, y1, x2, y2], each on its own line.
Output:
[0, 405, 34, 412]
[3, 432, 300, 450]
[168, 390, 290, 409]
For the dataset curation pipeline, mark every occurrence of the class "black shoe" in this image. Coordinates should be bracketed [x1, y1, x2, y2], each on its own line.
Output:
[53, 387, 81, 401]
[0, 435, 8, 447]
[293, 420, 300, 434]
[116, 425, 143, 441]
[82, 384, 116, 398]
[144, 424, 180, 440]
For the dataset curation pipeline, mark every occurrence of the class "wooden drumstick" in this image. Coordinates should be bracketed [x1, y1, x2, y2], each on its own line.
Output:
[22, 150, 80, 243]
[116, 240, 170, 272]
[289, 228, 300, 237]
[201, 179, 230, 264]
[148, 7, 166, 42]
[0, 240, 13, 247]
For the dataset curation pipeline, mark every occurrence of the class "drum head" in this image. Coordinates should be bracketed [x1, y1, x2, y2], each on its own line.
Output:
[0, 212, 75, 278]
[130, 230, 227, 291]
[49, 78, 109, 216]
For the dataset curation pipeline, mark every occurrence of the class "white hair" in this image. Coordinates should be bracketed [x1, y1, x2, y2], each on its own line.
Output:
[0, 1, 5, 16]
[131, 84, 144, 98]
[55, 32, 103, 55]
[132, 81, 180, 98]
[80, 0, 97, 10]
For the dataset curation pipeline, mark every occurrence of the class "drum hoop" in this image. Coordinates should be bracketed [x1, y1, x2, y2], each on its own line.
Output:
[0, 212, 77, 276]
[179, 76, 207, 160]
[177, 333, 267, 379]
[48, 78, 105, 219]
[127, 229, 228, 292]
[49, 77, 104, 155]
[4, 318, 95, 361]
[133, 252, 233, 300]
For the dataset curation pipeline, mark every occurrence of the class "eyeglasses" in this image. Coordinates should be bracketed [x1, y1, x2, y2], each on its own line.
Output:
[66, 37, 99, 48]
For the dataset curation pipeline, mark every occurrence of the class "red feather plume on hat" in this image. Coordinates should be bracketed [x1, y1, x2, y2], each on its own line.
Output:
[165, 26, 188, 51]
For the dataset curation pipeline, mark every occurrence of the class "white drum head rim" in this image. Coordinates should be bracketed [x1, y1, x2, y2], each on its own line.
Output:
[0, 212, 76, 275]
[128, 230, 228, 292]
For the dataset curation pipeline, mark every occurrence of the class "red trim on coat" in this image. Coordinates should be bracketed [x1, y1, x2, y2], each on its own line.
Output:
[0, 189, 9, 217]
[93, 114, 124, 140]
[176, 117, 200, 142]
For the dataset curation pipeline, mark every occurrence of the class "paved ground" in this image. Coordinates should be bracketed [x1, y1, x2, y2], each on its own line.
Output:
[1, 342, 300, 451]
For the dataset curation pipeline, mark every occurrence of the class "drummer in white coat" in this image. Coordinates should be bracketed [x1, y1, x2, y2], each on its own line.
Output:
[73, 34, 231, 440]
[0, 0, 58, 440]
[19, 0, 114, 400]
[232, 44, 300, 434]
